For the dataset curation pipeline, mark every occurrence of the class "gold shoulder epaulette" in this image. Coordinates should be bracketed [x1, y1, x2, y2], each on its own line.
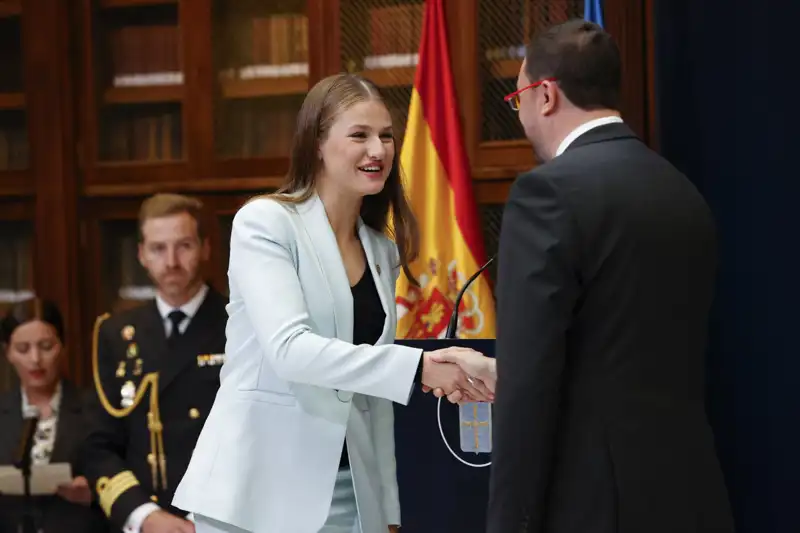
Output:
[96, 470, 140, 517]
[91, 313, 168, 492]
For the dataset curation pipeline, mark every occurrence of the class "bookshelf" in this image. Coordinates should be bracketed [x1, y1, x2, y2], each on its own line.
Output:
[473, 0, 584, 175]
[0, 219, 35, 312]
[213, 0, 308, 163]
[337, 0, 423, 147]
[0, 5, 33, 349]
[0, 8, 28, 178]
[75, 0, 651, 193]
[80, 0, 186, 186]
[0, 212, 34, 393]
[196, 0, 311, 188]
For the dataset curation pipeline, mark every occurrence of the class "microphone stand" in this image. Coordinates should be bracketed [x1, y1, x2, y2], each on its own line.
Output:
[13, 417, 39, 533]
[444, 255, 495, 339]
[435, 254, 496, 467]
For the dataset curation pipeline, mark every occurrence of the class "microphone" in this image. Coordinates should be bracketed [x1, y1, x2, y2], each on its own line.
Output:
[14, 416, 38, 472]
[444, 255, 495, 339]
[14, 416, 39, 533]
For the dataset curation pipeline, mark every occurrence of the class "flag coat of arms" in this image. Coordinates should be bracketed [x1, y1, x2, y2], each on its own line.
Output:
[395, 0, 496, 341]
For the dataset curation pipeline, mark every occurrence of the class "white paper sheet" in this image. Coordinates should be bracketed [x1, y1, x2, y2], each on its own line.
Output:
[0, 463, 72, 496]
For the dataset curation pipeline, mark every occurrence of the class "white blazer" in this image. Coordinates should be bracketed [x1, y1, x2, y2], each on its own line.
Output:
[172, 193, 423, 533]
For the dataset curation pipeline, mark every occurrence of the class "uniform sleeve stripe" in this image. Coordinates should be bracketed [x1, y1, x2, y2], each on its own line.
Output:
[97, 470, 140, 516]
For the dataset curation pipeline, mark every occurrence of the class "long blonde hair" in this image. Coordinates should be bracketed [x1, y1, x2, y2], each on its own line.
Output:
[269, 73, 419, 284]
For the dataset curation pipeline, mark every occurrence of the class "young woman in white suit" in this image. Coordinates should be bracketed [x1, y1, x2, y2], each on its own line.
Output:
[171, 73, 496, 533]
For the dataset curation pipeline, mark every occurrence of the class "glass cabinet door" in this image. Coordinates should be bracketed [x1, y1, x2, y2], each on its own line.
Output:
[339, 0, 423, 146]
[0, 7, 28, 173]
[0, 220, 33, 392]
[100, 219, 155, 313]
[213, 0, 308, 160]
[478, 0, 582, 142]
[93, 1, 184, 165]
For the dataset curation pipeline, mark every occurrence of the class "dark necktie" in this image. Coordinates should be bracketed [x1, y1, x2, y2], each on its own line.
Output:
[167, 310, 187, 342]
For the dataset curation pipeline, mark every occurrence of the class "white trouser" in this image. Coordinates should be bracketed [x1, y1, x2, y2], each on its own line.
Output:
[194, 468, 361, 533]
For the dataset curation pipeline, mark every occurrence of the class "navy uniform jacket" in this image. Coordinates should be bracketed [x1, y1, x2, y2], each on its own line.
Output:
[78, 287, 227, 531]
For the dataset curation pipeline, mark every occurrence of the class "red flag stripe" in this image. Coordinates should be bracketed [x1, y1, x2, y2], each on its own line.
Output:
[412, 0, 488, 265]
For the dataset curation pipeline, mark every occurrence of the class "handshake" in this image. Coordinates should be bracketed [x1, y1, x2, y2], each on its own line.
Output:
[419, 347, 497, 404]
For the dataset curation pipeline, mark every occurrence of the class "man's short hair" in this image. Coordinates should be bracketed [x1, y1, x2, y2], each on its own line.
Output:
[138, 193, 205, 241]
[525, 19, 621, 111]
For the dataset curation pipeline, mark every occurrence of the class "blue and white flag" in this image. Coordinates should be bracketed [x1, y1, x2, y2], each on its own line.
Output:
[584, 0, 604, 28]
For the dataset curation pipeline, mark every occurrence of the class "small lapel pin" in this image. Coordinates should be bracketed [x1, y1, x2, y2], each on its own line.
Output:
[376, 264, 381, 275]
[122, 325, 135, 341]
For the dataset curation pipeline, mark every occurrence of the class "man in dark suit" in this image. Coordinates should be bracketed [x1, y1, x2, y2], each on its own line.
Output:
[487, 19, 735, 533]
[79, 194, 227, 533]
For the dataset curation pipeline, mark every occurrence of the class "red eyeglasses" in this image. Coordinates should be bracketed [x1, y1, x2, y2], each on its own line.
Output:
[504, 77, 557, 111]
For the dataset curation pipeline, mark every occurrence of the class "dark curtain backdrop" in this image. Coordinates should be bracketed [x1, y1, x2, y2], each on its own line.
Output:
[654, 1, 796, 532]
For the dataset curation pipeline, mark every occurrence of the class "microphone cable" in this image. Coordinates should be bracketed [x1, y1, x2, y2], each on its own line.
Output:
[437, 398, 492, 468]
[436, 254, 495, 468]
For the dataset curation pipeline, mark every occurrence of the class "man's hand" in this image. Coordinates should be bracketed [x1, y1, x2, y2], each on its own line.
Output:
[56, 476, 92, 506]
[421, 347, 494, 402]
[389, 526, 400, 533]
[422, 348, 497, 404]
[142, 510, 195, 533]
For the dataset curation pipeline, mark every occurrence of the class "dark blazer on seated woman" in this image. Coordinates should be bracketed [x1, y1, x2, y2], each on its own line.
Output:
[0, 379, 107, 533]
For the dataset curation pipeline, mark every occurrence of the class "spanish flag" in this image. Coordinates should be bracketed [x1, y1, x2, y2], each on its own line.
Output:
[395, 0, 496, 340]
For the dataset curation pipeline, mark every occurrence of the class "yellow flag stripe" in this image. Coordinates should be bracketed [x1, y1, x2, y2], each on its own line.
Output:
[396, 88, 496, 339]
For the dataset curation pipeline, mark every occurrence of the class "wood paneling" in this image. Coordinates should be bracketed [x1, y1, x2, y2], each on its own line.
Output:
[22, 0, 83, 380]
[604, 0, 648, 141]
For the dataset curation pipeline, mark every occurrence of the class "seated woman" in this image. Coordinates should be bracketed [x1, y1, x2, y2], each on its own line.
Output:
[0, 298, 106, 533]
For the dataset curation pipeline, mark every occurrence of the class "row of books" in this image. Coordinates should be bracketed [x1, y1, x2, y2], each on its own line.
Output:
[110, 25, 182, 87]
[0, 127, 27, 170]
[0, 232, 32, 295]
[100, 111, 182, 162]
[250, 15, 309, 66]
[215, 99, 299, 159]
[480, 0, 580, 51]
[368, 4, 423, 56]
[107, 15, 310, 87]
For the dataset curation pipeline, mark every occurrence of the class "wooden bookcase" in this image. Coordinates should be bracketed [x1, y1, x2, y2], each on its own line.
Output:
[0, 3, 32, 391]
[0, 199, 35, 392]
[0, 0, 654, 388]
[0, 0, 83, 389]
[0, 3, 29, 193]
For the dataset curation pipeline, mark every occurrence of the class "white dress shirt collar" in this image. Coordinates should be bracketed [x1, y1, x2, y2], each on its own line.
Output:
[156, 283, 208, 324]
[555, 115, 624, 157]
[21, 380, 62, 419]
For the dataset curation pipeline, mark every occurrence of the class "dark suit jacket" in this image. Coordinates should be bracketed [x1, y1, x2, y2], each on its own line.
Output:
[487, 123, 735, 533]
[78, 287, 227, 531]
[0, 380, 107, 533]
